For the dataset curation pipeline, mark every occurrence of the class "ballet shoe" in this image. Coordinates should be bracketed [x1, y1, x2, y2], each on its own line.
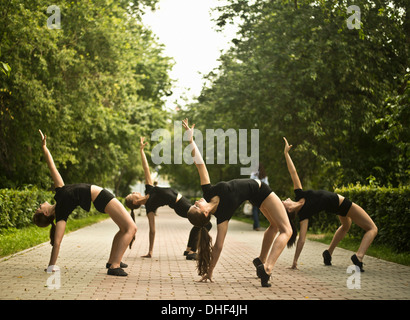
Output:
[186, 252, 198, 260]
[107, 267, 128, 276]
[256, 264, 271, 287]
[253, 257, 263, 277]
[351, 254, 365, 272]
[322, 250, 332, 266]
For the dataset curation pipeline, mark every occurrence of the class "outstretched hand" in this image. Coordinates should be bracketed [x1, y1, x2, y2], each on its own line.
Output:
[283, 137, 293, 154]
[287, 263, 299, 270]
[182, 118, 195, 142]
[140, 136, 148, 150]
[38, 130, 65, 188]
[39, 130, 47, 147]
[197, 274, 214, 283]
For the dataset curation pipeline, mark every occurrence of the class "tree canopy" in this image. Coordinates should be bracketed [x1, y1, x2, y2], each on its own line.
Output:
[1, 1, 408, 198]
[0, 0, 173, 195]
[168, 0, 409, 196]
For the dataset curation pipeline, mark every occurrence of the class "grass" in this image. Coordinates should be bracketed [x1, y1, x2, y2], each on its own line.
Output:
[233, 215, 410, 266]
[0, 214, 110, 258]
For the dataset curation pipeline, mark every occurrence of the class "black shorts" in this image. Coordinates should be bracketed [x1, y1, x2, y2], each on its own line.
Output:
[250, 182, 272, 208]
[93, 189, 115, 213]
[336, 197, 353, 217]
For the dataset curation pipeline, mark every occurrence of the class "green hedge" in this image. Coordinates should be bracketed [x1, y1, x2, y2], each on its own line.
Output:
[0, 186, 102, 230]
[308, 184, 410, 253]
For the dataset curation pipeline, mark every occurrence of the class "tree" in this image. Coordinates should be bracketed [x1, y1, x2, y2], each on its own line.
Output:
[0, 0, 173, 195]
[173, 0, 409, 195]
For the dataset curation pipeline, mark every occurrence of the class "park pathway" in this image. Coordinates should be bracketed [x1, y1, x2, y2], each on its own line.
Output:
[0, 206, 409, 301]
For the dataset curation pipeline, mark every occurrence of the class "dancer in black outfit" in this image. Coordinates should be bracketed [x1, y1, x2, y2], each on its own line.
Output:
[182, 119, 296, 287]
[282, 137, 377, 271]
[33, 130, 137, 276]
[125, 137, 211, 259]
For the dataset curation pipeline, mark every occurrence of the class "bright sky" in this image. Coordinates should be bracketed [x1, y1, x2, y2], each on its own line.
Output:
[141, 0, 238, 110]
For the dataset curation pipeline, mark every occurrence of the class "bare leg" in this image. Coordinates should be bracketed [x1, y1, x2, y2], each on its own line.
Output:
[107, 231, 122, 264]
[258, 224, 278, 263]
[105, 198, 137, 268]
[328, 215, 352, 255]
[347, 203, 377, 261]
[259, 193, 292, 274]
[142, 212, 155, 258]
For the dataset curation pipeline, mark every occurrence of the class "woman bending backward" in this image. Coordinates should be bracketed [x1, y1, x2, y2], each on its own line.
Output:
[182, 119, 296, 287]
[125, 137, 212, 259]
[33, 130, 137, 276]
[282, 137, 377, 272]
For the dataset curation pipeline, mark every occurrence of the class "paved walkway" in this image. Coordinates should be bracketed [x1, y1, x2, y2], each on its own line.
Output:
[0, 206, 409, 300]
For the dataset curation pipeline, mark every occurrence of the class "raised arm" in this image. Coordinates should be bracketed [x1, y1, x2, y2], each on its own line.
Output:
[39, 130, 64, 189]
[139, 137, 153, 185]
[283, 137, 302, 190]
[182, 119, 210, 185]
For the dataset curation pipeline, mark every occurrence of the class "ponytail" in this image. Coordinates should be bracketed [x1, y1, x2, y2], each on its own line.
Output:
[196, 226, 213, 277]
[129, 209, 136, 249]
[286, 210, 298, 248]
[187, 208, 212, 277]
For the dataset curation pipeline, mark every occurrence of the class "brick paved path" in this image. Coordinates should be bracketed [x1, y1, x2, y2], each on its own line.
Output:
[0, 206, 409, 300]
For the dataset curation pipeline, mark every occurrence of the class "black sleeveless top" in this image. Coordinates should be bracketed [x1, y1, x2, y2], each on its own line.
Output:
[294, 188, 339, 221]
[54, 183, 91, 222]
[201, 179, 262, 224]
[144, 185, 191, 218]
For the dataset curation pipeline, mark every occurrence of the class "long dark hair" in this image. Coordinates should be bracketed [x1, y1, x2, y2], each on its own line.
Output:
[258, 164, 267, 180]
[33, 212, 56, 246]
[125, 198, 139, 249]
[286, 210, 298, 248]
[187, 209, 212, 277]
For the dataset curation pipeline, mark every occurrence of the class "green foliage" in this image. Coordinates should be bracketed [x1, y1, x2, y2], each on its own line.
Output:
[0, 186, 51, 229]
[0, 0, 171, 195]
[172, 0, 409, 195]
[0, 186, 102, 230]
[308, 184, 410, 253]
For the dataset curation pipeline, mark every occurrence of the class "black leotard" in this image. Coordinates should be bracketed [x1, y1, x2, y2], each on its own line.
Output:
[201, 179, 272, 224]
[144, 185, 191, 218]
[54, 184, 115, 221]
[294, 188, 352, 221]
[54, 184, 92, 222]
